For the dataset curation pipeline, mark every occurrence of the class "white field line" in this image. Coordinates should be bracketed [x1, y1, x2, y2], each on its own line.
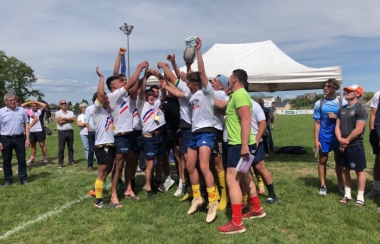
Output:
[0, 194, 91, 241]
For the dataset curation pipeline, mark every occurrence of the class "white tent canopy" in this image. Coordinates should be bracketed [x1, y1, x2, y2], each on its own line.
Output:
[147, 40, 341, 92]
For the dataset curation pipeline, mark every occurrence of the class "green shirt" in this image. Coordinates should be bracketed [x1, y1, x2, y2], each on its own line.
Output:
[226, 88, 255, 145]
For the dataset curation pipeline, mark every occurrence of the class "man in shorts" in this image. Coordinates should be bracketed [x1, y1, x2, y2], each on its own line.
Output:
[313, 78, 346, 196]
[335, 84, 367, 206]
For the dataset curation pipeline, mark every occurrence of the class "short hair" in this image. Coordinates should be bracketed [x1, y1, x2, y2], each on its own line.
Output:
[187, 72, 202, 87]
[79, 102, 88, 108]
[145, 89, 155, 94]
[325, 78, 340, 90]
[92, 92, 97, 102]
[106, 76, 120, 91]
[150, 85, 159, 91]
[15, 96, 22, 104]
[4, 93, 15, 101]
[232, 69, 248, 84]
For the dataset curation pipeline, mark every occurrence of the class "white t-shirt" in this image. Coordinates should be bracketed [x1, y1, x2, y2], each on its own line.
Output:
[108, 87, 135, 134]
[186, 82, 215, 132]
[176, 79, 192, 125]
[251, 99, 266, 142]
[77, 113, 88, 135]
[214, 90, 229, 131]
[370, 91, 380, 108]
[132, 107, 142, 130]
[137, 98, 166, 134]
[55, 109, 74, 131]
[91, 100, 114, 145]
[28, 108, 43, 133]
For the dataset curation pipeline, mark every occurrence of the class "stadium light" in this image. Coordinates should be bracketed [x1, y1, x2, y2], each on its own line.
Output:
[119, 23, 134, 80]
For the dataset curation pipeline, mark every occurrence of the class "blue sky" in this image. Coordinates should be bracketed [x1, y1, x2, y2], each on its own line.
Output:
[1, 0, 380, 104]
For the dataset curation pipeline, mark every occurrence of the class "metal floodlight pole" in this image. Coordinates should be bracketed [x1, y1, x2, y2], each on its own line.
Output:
[119, 23, 134, 80]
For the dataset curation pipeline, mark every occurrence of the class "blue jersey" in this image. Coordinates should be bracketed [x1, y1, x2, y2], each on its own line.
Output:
[313, 97, 347, 144]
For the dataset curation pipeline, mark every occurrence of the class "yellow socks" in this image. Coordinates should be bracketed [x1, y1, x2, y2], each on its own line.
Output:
[192, 184, 201, 199]
[95, 179, 104, 199]
[207, 186, 217, 204]
[217, 171, 227, 210]
[242, 193, 248, 205]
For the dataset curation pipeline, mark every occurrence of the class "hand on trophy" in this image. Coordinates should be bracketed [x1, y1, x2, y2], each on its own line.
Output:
[195, 37, 202, 50]
[119, 47, 126, 55]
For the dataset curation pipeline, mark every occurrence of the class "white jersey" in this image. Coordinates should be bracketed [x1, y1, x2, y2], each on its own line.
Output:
[176, 79, 192, 125]
[137, 98, 166, 134]
[132, 107, 142, 130]
[108, 87, 135, 134]
[370, 91, 380, 108]
[186, 82, 215, 132]
[28, 108, 43, 133]
[77, 113, 88, 135]
[91, 100, 114, 145]
[214, 90, 229, 131]
[251, 99, 266, 142]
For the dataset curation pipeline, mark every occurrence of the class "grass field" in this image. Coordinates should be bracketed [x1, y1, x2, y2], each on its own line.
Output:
[0, 115, 379, 244]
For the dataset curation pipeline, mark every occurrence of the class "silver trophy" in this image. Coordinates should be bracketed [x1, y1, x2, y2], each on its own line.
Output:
[183, 36, 197, 64]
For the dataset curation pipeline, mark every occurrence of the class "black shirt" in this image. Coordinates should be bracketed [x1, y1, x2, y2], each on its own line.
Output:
[337, 103, 367, 146]
[162, 96, 180, 131]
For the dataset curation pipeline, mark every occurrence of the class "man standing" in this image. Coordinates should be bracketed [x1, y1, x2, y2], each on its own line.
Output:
[56, 99, 76, 168]
[0, 93, 30, 186]
[269, 102, 276, 130]
[77, 102, 89, 170]
[85, 94, 97, 173]
[335, 84, 367, 205]
[313, 78, 346, 196]
[21, 100, 48, 165]
[366, 90, 380, 200]
[215, 69, 265, 234]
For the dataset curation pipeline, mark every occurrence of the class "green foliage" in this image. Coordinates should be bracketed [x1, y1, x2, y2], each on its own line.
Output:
[363, 92, 375, 102]
[0, 50, 43, 106]
[73, 102, 80, 115]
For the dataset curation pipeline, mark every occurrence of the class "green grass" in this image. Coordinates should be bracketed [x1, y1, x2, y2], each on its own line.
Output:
[0, 115, 379, 244]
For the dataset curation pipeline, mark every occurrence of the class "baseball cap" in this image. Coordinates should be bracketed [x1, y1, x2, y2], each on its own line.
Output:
[215, 74, 228, 88]
[343, 84, 364, 96]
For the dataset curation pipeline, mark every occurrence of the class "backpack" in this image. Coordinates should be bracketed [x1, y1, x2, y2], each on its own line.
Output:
[275, 146, 308, 155]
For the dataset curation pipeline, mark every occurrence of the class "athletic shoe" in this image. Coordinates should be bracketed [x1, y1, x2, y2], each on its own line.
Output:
[43, 159, 48, 165]
[365, 189, 380, 198]
[206, 201, 219, 223]
[337, 186, 345, 195]
[70, 162, 77, 166]
[258, 184, 265, 195]
[88, 190, 96, 197]
[187, 196, 204, 214]
[266, 197, 280, 204]
[146, 190, 154, 200]
[157, 183, 166, 193]
[242, 203, 250, 210]
[0, 167, 3, 171]
[163, 179, 175, 192]
[242, 207, 266, 219]
[58, 163, 63, 168]
[218, 221, 246, 234]
[94, 201, 113, 209]
[142, 184, 147, 191]
[319, 186, 327, 196]
[26, 159, 34, 165]
[173, 187, 182, 197]
[180, 193, 191, 202]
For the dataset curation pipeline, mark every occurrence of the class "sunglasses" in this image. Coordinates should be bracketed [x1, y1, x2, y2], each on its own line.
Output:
[60, 103, 67, 105]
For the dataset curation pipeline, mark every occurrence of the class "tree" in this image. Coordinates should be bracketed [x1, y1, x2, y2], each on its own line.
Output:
[81, 98, 89, 105]
[363, 92, 375, 103]
[67, 101, 73, 110]
[275, 96, 281, 102]
[73, 102, 80, 115]
[0, 51, 43, 106]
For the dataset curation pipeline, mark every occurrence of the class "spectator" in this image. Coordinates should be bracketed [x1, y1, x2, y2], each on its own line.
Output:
[77, 102, 90, 170]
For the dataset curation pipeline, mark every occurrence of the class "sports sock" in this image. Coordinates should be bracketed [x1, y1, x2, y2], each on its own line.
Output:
[357, 190, 364, 202]
[373, 181, 380, 191]
[217, 171, 227, 210]
[192, 184, 201, 198]
[231, 204, 243, 225]
[207, 186, 217, 204]
[242, 193, 248, 205]
[266, 183, 276, 199]
[344, 187, 352, 199]
[95, 179, 104, 199]
[165, 175, 172, 183]
[249, 195, 262, 212]
[257, 174, 264, 185]
[178, 178, 183, 188]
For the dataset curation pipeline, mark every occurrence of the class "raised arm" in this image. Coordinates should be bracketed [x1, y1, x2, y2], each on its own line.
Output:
[96, 67, 105, 102]
[157, 62, 177, 84]
[124, 61, 149, 92]
[195, 37, 209, 88]
[167, 54, 180, 79]
[161, 79, 186, 99]
[113, 47, 126, 76]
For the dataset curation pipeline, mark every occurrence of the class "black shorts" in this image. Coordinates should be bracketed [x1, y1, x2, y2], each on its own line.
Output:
[252, 141, 265, 164]
[30, 131, 46, 143]
[95, 146, 116, 165]
[212, 130, 224, 155]
[164, 129, 179, 152]
[178, 128, 192, 154]
[369, 130, 380, 155]
[336, 143, 366, 170]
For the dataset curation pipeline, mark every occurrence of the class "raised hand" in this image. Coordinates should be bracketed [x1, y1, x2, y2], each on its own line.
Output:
[119, 47, 126, 55]
[167, 54, 175, 63]
[96, 67, 103, 77]
[138, 61, 149, 70]
[195, 37, 202, 50]
[157, 62, 169, 70]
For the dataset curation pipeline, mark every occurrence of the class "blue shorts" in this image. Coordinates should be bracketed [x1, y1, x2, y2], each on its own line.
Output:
[142, 134, 166, 159]
[336, 143, 366, 170]
[188, 132, 215, 150]
[252, 142, 265, 164]
[131, 130, 143, 152]
[319, 137, 339, 153]
[179, 128, 192, 154]
[114, 133, 132, 154]
[369, 130, 380, 155]
[227, 144, 256, 168]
